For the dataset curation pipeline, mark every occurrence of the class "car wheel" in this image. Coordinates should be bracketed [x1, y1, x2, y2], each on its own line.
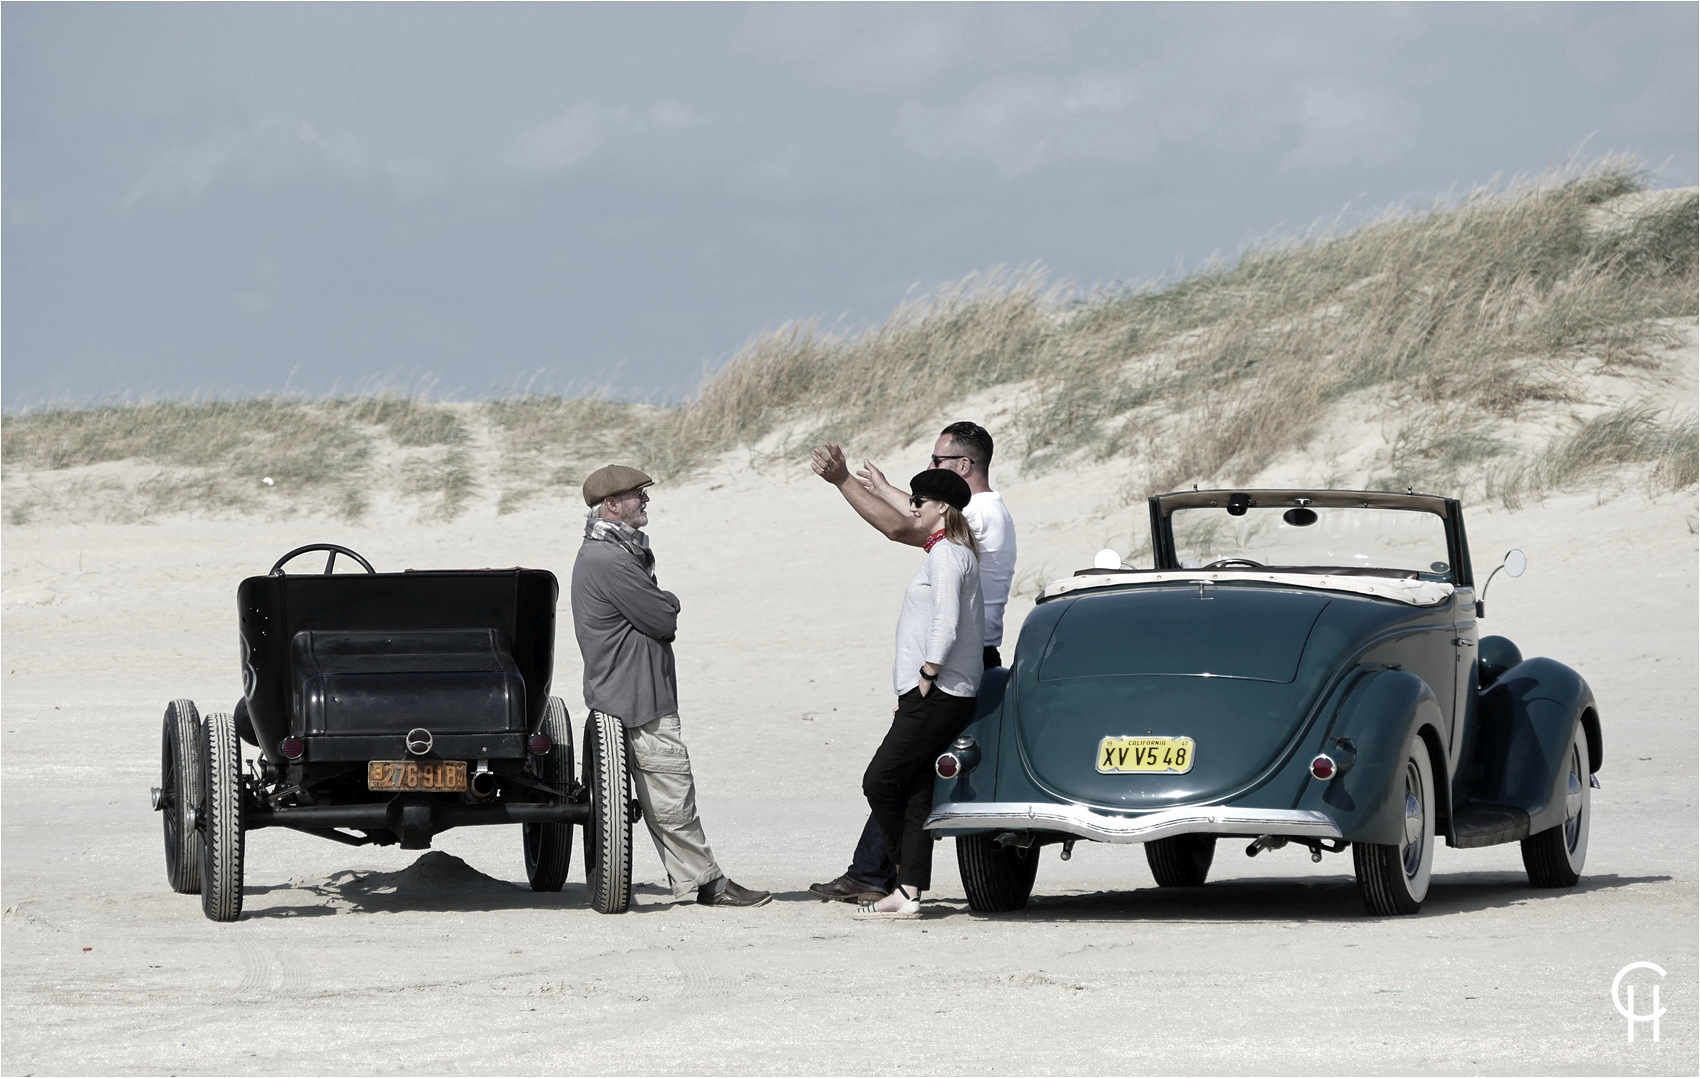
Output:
[523, 697, 576, 892]
[1352, 732, 1435, 916]
[582, 711, 632, 914]
[1146, 834, 1216, 887]
[956, 832, 1041, 912]
[160, 699, 204, 895]
[1521, 721, 1590, 888]
[199, 710, 246, 922]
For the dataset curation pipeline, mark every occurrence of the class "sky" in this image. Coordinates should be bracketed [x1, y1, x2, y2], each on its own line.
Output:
[3, 2, 1695, 407]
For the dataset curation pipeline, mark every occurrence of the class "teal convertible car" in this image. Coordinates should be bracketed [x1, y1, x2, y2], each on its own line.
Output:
[927, 489, 1600, 916]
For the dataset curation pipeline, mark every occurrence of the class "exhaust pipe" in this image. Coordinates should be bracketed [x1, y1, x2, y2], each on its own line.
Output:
[469, 770, 496, 799]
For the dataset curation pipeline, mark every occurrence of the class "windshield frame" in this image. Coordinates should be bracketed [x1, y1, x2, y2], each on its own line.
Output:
[1148, 489, 1474, 588]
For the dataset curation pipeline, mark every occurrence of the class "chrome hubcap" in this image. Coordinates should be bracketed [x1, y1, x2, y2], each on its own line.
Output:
[1401, 760, 1425, 876]
[1563, 743, 1584, 851]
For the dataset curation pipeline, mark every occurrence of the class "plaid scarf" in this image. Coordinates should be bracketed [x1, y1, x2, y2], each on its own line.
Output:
[585, 512, 656, 580]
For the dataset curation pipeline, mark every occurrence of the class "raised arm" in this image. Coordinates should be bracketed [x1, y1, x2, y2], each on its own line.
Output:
[811, 444, 930, 547]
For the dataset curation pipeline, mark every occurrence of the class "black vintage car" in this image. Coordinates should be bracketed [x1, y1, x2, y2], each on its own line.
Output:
[153, 544, 635, 921]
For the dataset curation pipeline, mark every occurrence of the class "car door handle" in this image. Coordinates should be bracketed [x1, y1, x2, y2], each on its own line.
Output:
[1453, 638, 1475, 647]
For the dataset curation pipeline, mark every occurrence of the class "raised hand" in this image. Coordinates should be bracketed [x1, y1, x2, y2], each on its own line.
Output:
[811, 444, 850, 485]
[856, 460, 893, 495]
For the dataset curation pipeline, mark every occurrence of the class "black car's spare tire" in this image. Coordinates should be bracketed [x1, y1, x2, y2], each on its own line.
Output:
[199, 710, 246, 922]
[1353, 731, 1435, 916]
[524, 697, 576, 893]
[582, 711, 632, 914]
[161, 699, 204, 895]
[1521, 721, 1590, 888]
[1146, 834, 1216, 887]
[957, 832, 1040, 912]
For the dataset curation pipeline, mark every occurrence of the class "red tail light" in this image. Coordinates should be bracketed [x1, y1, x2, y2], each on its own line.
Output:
[934, 753, 960, 779]
[279, 736, 304, 760]
[1310, 754, 1337, 780]
[528, 733, 552, 755]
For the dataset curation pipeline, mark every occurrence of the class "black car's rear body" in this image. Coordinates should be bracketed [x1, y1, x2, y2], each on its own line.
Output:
[156, 546, 639, 921]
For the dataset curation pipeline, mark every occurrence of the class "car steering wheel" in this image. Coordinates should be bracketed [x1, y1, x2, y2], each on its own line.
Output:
[1202, 558, 1266, 569]
[269, 543, 377, 577]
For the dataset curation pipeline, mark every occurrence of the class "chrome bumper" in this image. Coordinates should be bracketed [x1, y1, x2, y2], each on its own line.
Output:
[924, 802, 1342, 844]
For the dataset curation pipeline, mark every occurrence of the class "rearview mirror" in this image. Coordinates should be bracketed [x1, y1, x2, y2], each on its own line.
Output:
[1093, 548, 1123, 570]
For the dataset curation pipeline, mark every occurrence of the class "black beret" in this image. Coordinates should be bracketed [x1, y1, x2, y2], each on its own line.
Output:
[909, 468, 972, 511]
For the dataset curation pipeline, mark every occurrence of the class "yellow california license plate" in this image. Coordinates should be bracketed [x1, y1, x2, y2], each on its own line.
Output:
[1096, 736, 1195, 774]
[367, 760, 468, 792]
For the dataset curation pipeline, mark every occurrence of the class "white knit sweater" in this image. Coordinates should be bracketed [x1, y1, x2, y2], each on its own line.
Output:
[892, 538, 985, 699]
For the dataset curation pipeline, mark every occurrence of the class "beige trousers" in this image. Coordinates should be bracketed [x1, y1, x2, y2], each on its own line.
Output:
[616, 712, 722, 900]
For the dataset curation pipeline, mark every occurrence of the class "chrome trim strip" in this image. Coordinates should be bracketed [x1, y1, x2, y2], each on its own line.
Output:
[924, 802, 1342, 844]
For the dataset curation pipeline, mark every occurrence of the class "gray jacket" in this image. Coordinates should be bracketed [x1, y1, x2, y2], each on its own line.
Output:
[571, 518, 680, 728]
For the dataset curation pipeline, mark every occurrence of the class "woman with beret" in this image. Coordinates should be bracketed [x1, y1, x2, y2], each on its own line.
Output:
[856, 468, 985, 919]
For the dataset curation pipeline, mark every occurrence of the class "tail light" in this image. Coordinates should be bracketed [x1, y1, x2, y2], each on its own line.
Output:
[935, 753, 960, 779]
[1310, 754, 1337, 780]
[279, 736, 304, 760]
[528, 733, 552, 755]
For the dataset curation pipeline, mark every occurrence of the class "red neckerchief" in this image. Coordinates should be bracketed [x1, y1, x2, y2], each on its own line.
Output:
[923, 529, 947, 552]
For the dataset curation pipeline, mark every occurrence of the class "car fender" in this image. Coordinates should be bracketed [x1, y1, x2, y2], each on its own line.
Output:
[1474, 656, 1598, 834]
[933, 666, 1011, 806]
[1301, 667, 1448, 846]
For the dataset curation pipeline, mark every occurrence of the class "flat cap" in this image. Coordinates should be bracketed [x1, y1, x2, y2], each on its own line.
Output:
[582, 464, 654, 506]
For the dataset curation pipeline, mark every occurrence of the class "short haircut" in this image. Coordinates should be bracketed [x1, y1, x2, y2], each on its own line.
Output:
[940, 421, 994, 471]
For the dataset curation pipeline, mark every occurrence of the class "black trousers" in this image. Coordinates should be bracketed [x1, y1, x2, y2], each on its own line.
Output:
[862, 687, 977, 890]
[844, 647, 1000, 891]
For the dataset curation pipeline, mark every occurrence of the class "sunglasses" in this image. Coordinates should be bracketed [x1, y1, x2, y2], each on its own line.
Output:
[929, 454, 969, 467]
[909, 495, 931, 509]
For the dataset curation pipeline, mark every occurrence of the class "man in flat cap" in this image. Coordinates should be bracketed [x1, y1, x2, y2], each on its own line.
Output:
[572, 464, 771, 908]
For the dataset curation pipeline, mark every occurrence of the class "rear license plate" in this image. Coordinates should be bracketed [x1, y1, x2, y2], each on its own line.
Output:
[1096, 736, 1195, 775]
[367, 760, 468, 792]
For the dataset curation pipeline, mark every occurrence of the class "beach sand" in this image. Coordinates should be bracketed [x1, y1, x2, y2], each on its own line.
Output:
[3, 444, 1696, 1075]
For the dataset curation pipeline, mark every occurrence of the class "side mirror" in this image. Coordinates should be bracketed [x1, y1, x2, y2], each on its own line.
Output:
[1092, 548, 1123, 570]
[1477, 548, 1528, 618]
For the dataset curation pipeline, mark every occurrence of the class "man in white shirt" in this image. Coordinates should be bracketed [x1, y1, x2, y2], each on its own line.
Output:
[808, 421, 1019, 903]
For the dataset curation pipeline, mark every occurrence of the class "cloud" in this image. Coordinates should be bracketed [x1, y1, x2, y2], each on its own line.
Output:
[1280, 81, 1411, 171]
[901, 60, 1412, 177]
[126, 99, 705, 204]
[124, 119, 377, 205]
[740, 9, 965, 89]
[900, 74, 1160, 177]
[502, 104, 621, 177]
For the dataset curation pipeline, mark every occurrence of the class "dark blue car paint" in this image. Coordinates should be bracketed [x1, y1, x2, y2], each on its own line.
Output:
[936, 578, 1596, 854]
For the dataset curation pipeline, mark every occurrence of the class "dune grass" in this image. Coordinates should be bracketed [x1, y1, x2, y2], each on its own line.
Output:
[4, 160, 1694, 524]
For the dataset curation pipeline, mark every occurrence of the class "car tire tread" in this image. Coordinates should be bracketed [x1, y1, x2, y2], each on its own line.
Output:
[1146, 834, 1216, 887]
[583, 711, 632, 914]
[162, 699, 204, 895]
[199, 710, 245, 922]
[957, 832, 1040, 912]
[1352, 732, 1434, 916]
[1521, 722, 1589, 888]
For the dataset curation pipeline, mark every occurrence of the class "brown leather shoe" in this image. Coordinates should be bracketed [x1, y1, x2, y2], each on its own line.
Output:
[808, 874, 885, 904]
[697, 878, 772, 908]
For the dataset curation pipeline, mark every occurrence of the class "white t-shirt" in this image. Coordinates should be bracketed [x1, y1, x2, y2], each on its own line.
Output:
[963, 490, 1017, 647]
